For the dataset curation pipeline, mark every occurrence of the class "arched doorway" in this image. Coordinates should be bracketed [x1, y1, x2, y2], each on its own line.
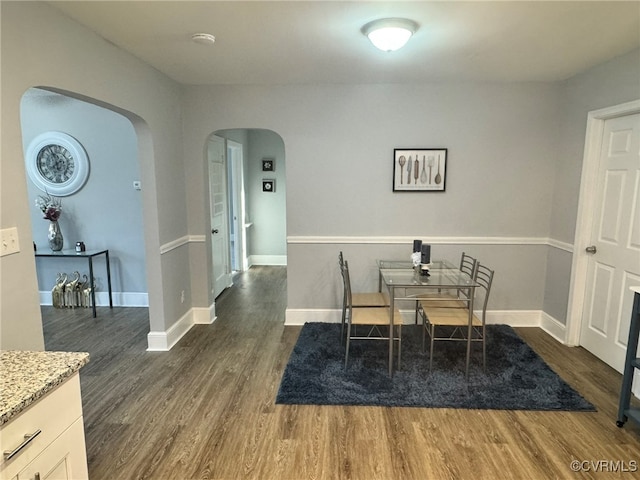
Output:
[20, 86, 160, 345]
[208, 129, 286, 299]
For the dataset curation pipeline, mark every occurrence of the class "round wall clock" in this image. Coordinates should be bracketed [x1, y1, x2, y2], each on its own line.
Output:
[25, 131, 90, 196]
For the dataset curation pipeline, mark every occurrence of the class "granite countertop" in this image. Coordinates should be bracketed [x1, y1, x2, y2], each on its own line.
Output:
[0, 350, 89, 426]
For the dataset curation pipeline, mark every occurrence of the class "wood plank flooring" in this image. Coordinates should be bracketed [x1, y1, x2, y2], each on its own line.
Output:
[42, 266, 640, 480]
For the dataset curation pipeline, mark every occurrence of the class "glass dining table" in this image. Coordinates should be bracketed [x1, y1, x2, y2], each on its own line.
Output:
[377, 260, 480, 377]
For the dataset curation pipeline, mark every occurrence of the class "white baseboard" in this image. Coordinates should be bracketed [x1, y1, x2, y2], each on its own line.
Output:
[249, 255, 287, 266]
[285, 308, 340, 325]
[484, 310, 542, 327]
[285, 308, 546, 327]
[540, 311, 568, 343]
[147, 309, 193, 351]
[193, 303, 216, 325]
[147, 302, 216, 351]
[39, 291, 149, 307]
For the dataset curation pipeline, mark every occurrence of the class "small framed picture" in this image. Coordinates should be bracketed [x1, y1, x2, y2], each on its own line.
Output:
[262, 179, 276, 192]
[393, 148, 447, 192]
[262, 158, 275, 172]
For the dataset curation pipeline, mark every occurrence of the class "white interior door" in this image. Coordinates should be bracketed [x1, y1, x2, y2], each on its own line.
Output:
[580, 113, 640, 372]
[208, 135, 232, 298]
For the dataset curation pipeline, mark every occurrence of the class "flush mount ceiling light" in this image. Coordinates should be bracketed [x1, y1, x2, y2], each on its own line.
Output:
[191, 33, 216, 45]
[361, 18, 418, 52]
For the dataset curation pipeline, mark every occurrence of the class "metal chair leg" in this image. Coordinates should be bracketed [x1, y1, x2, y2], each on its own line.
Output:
[482, 327, 486, 372]
[344, 323, 352, 369]
[397, 325, 402, 369]
[429, 324, 435, 372]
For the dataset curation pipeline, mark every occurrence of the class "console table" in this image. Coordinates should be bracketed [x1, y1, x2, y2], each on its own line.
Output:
[35, 249, 113, 318]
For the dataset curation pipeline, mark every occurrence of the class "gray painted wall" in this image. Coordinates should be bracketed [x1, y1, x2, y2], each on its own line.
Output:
[182, 82, 561, 313]
[21, 89, 147, 303]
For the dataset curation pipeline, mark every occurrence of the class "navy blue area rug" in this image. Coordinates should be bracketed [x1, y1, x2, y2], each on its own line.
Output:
[276, 323, 596, 411]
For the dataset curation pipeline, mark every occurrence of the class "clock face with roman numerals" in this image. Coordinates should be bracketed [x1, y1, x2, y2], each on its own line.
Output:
[37, 144, 76, 184]
[26, 132, 89, 196]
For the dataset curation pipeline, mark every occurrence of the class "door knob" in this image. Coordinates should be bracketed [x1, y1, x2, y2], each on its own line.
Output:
[211, 229, 219, 234]
[585, 245, 597, 254]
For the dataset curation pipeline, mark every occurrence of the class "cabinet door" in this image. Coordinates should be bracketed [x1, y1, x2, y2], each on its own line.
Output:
[16, 419, 87, 480]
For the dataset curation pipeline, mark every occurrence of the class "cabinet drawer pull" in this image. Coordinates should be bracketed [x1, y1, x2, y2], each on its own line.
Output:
[3, 429, 42, 460]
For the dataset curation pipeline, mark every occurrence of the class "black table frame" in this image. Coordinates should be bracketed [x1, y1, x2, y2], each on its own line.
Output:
[35, 249, 113, 318]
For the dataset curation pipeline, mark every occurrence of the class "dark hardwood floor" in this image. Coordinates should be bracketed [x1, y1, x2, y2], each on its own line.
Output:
[42, 266, 640, 480]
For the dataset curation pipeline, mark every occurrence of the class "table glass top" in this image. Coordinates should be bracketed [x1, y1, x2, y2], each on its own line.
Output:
[379, 259, 478, 288]
[377, 259, 454, 270]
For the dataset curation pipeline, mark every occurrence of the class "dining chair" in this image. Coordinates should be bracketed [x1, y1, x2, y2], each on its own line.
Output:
[413, 252, 478, 323]
[341, 259, 402, 370]
[419, 263, 494, 373]
[338, 251, 390, 340]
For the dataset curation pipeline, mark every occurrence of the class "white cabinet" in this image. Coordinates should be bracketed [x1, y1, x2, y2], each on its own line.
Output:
[0, 373, 88, 480]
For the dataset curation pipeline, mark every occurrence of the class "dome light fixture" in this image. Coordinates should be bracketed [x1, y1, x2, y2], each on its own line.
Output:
[191, 33, 216, 45]
[361, 18, 418, 52]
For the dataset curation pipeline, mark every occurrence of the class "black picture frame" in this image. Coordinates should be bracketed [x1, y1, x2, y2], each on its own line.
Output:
[393, 148, 447, 192]
[262, 179, 275, 192]
[262, 158, 275, 172]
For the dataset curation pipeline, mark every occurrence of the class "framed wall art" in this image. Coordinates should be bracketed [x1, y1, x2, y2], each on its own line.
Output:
[262, 179, 276, 192]
[393, 148, 447, 192]
[262, 158, 275, 172]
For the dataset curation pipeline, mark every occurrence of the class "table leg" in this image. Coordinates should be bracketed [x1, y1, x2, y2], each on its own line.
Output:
[88, 258, 97, 318]
[389, 286, 395, 377]
[105, 250, 113, 308]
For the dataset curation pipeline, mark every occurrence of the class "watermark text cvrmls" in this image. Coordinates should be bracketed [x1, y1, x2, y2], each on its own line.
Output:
[570, 460, 638, 473]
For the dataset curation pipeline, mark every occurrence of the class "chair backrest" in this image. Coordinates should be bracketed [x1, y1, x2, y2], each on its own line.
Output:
[339, 251, 348, 298]
[474, 263, 494, 320]
[341, 260, 354, 311]
[459, 252, 477, 278]
[453, 252, 478, 304]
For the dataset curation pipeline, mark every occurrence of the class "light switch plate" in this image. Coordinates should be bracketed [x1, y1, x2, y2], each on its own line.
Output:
[0, 227, 20, 256]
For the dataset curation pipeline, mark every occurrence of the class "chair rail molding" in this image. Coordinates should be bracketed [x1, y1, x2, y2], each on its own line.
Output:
[287, 235, 573, 251]
[160, 235, 206, 254]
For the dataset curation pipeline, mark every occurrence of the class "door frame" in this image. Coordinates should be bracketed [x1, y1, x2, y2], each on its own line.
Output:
[227, 140, 248, 272]
[566, 99, 640, 346]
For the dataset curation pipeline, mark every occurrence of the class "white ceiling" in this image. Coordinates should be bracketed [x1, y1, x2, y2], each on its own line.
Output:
[49, 1, 640, 86]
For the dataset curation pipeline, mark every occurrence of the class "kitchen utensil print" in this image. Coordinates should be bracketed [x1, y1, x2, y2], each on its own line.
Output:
[398, 155, 406, 184]
[427, 156, 434, 184]
[434, 155, 442, 185]
[414, 156, 420, 184]
[406, 156, 413, 184]
[420, 155, 428, 184]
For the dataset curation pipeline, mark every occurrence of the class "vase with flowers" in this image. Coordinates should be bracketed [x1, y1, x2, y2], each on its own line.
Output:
[36, 192, 63, 251]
